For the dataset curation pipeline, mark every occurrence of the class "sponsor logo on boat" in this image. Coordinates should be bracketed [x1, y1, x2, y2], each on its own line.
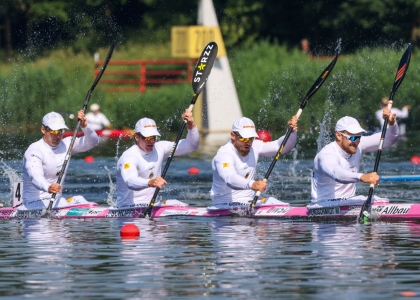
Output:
[66, 208, 91, 217]
[256, 207, 292, 215]
[345, 205, 363, 216]
[229, 202, 248, 207]
[372, 205, 411, 215]
[106, 209, 135, 218]
[84, 209, 105, 216]
[309, 206, 341, 216]
[15, 210, 44, 218]
[65, 209, 86, 216]
[160, 210, 190, 216]
[0, 208, 15, 217]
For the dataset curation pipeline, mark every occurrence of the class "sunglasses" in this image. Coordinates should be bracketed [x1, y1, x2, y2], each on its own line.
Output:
[234, 132, 255, 143]
[44, 126, 65, 135]
[138, 134, 160, 142]
[340, 132, 361, 142]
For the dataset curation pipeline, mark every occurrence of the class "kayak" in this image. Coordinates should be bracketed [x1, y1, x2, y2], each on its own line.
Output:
[1, 202, 419, 221]
[62, 129, 134, 139]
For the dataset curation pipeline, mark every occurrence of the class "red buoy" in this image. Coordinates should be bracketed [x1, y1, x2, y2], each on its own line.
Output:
[401, 291, 417, 297]
[84, 156, 95, 163]
[257, 129, 272, 142]
[188, 167, 200, 175]
[120, 223, 140, 238]
[410, 155, 420, 165]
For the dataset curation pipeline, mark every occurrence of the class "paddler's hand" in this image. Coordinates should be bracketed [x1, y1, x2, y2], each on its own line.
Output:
[360, 172, 380, 185]
[148, 176, 167, 189]
[77, 110, 88, 128]
[251, 180, 267, 192]
[181, 108, 196, 130]
[382, 107, 396, 126]
[48, 183, 61, 194]
[287, 115, 298, 132]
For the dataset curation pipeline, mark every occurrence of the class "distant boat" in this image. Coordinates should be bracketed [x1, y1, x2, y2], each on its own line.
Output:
[62, 129, 134, 139]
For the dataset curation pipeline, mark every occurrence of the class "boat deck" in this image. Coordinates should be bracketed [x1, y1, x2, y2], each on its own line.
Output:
[1, 202, 420, 222]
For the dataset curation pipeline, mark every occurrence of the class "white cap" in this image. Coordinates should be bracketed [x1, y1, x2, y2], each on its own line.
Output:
[335, 116, 366, 134]
[135, 118, 161, 137]
[232, 117, 259, 138]
[90, 103, 100, 111]
[42, 112, 69, 130]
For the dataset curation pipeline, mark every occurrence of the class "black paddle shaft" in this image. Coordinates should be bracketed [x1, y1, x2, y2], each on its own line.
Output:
[141, 42, 218, 218]
[43, 43, 116, 216]
[248, 54, 339, 211]
[358, 44, 412, 223]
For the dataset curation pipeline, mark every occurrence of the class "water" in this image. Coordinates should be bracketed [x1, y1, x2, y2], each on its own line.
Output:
[1, 134, 420, 299]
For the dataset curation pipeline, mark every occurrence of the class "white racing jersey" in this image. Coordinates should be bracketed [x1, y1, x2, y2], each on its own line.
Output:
[22, 126, 99, 206]
[310, 124, 399, 205]
[116, 127, 199, 208]
[210, 132, 297, 204]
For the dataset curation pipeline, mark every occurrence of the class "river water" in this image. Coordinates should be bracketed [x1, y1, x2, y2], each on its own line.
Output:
[1, 134, 420, 299]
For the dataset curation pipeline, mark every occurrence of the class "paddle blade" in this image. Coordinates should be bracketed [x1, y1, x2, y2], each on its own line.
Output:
[389, 44, 411, 100]
[300, 54, 338, 110]
[192, 41, 218, 97]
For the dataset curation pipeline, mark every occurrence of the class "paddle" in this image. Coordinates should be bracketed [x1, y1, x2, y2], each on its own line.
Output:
[248, 54, 339, 214]
[141, 41, 218, 218]
[358, 44, 412, 224]
[42, 42, 116, 217]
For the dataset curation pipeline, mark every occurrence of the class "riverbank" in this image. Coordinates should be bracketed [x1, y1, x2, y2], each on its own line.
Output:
[1, 42, 419, 134]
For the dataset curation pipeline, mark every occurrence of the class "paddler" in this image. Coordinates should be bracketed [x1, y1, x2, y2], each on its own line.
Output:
[115, 108, 198, 209]
[308, 109, 398, 210]
[208, 116, 298, 210]
[21, 111, 99, 210]
[85, 103, 112, 130]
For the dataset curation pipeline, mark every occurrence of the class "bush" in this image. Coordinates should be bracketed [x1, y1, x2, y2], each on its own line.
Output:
[232, 42, 419, 135]
[1, 41, 419, 143]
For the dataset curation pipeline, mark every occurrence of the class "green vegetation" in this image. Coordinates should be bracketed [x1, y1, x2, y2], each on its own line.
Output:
[2, 0, 420, 56]
[1, 41, 419, 141]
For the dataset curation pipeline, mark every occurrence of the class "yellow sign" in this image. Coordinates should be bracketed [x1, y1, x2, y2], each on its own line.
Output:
[171, 26, 226, 58]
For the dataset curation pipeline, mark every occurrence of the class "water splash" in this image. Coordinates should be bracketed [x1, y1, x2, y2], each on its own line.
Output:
[115, 134, 123, 161]
[316, 78, 335, 153]
[104, 165, 116, 206]
[288, 148, 299, 177]
[0, 159, 22, 207]
[316, 123, 329, 153]
[316, 108, 334, 153]
[335, 38, 343, 54]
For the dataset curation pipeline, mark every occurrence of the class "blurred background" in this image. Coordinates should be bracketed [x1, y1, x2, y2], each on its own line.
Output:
[1, 0, 420, 149]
